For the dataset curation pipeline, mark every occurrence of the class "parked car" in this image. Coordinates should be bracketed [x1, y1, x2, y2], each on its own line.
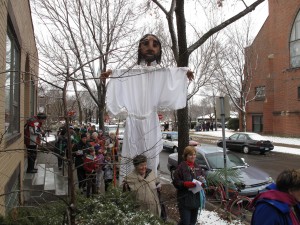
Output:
[167, 146, 273, 197]
[162, 131, 199, 153]
[217, 132, 274, 154]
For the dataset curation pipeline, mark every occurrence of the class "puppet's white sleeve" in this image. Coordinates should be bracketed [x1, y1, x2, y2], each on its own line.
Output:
[106, 69, 128, 115]
[157, 67, 189, 110]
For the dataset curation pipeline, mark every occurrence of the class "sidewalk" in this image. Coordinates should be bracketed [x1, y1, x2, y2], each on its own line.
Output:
[191, 129, 300, 155]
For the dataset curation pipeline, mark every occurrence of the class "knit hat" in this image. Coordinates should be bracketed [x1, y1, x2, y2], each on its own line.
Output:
[133, 155, 147, 167]
[37, 112, 47, 120]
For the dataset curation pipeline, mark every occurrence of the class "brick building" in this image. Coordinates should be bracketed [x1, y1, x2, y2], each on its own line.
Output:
[0, 0, 38, 215]
[245, 0, 300, 137]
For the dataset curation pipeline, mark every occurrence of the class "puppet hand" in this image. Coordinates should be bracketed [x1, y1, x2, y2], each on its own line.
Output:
[100, 69, 112, 79]
[183, 181, 196, 188]
[186, 70, 194, 81]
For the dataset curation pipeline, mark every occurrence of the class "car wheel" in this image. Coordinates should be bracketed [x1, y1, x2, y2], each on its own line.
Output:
[173, 147, 178, 153]
[242, 146, 249, 154]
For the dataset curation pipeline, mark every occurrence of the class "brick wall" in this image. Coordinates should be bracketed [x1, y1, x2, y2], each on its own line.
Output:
[246, 0, 300, 137]
[0, 0, 38, 216]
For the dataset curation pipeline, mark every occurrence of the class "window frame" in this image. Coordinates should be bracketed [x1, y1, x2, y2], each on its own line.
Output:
[252, 115, 263, 133]
[5, 20, 21, 140]
[290, 9, 300, 68]
[255, 86, 266, 101]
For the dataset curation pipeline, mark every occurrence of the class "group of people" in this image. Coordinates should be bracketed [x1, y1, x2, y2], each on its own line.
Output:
[195, 121, 214, 132]
[55, 124, 119, 197]
[122, 146, 206, 224]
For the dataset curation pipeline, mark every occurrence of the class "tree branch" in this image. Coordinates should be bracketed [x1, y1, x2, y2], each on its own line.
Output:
[187, 0, 265, 55]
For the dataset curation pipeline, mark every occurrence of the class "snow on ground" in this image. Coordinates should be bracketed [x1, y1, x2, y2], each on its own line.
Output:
[194, 130, 300, 155]
[41, 135, 56, 145]
[198, 210, 243, 225]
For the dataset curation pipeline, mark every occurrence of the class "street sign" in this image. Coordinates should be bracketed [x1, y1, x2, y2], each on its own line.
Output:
[215, 96, 230, 119]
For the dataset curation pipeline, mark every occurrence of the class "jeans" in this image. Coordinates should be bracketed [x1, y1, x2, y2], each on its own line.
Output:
[104, 179, 113, 192]
[86, 173, 96, 197]
[27, 145, 37, 171]
[77, 166, 86, 189]
[178, 206, 199, 225]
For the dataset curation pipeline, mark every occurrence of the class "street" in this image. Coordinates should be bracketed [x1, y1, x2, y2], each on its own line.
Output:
[159, 143, 300, 183]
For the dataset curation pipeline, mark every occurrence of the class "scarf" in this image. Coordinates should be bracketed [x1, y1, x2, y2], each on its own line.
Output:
[186, 161, 194, 168]
[253, 190, 300, 225]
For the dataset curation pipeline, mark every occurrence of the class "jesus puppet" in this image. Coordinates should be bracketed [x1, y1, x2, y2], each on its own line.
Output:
[101, 34, 194, 182]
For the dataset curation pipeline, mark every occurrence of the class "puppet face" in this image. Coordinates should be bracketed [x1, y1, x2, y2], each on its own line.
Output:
[138, 34, 161, 65]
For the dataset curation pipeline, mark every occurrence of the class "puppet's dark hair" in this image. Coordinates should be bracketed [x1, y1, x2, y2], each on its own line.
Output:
[137, 34, 162, 65]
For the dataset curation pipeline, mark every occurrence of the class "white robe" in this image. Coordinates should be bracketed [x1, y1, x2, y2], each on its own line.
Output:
[106, 67, 188, 182]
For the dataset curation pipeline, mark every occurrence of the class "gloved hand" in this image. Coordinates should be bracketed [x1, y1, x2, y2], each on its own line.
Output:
[183, 181, 196, 188]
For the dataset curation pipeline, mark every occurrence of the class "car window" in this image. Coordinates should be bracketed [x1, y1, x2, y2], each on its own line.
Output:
[238, 134, 247, 141]
[196, 153, 207, 167]
[206, 152, 245, 169]
[162, 133, 167, 139]
[227, 153, 245, 167]
[166, 134, 172, 140]
[171, 134, 178, 140]
[229, 133, 239, 140]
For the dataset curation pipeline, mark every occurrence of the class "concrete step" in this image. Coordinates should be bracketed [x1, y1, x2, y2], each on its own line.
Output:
[55, 173, 68, 196]
[32, 164, 46, 186]
[44, 168, 55, 191]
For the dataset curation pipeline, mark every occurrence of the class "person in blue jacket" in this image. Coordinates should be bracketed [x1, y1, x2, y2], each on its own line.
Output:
[251, 169, 300, 225]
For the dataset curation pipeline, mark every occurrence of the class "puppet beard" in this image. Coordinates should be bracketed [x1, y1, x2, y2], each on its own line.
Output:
[143, 54, 158, 63]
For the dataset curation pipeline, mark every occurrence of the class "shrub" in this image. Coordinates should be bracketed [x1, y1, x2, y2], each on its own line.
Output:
[2, 188, 169, 225]
[227, 118, 239, 131]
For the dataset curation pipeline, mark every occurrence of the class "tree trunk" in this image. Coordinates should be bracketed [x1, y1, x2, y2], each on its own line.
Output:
[63, 74, 76, 225]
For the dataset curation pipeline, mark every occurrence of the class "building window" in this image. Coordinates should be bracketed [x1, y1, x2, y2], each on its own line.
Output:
[255, 86, 265, 100]
[290, 10, 300, 68]
[5, 23, 20, 136]
[252, 115, 263, 133]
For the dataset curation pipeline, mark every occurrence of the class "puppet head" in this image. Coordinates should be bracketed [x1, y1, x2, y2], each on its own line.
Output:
[137, 34, 162, 65]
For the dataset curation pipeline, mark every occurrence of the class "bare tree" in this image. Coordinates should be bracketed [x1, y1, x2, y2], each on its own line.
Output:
[147, 0, 266, 163]
[215, 18, 262, 131]
[32, 0, 140, 130]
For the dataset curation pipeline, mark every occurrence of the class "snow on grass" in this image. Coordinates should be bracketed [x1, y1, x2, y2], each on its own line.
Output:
[198, 210, 244, 225]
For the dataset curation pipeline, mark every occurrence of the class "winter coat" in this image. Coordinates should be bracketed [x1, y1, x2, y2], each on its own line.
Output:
[251, 183, 300, 225]
[55, 134, 67, 155]
[125, 169, 161, 217]
[102, 160, 113, 180]
[95, 154, 105, 171]
[83, 154, 99, 174]
[72, 141, 91, 167]
[173, 161, 204, 209]
[24, 116, 43, 146]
